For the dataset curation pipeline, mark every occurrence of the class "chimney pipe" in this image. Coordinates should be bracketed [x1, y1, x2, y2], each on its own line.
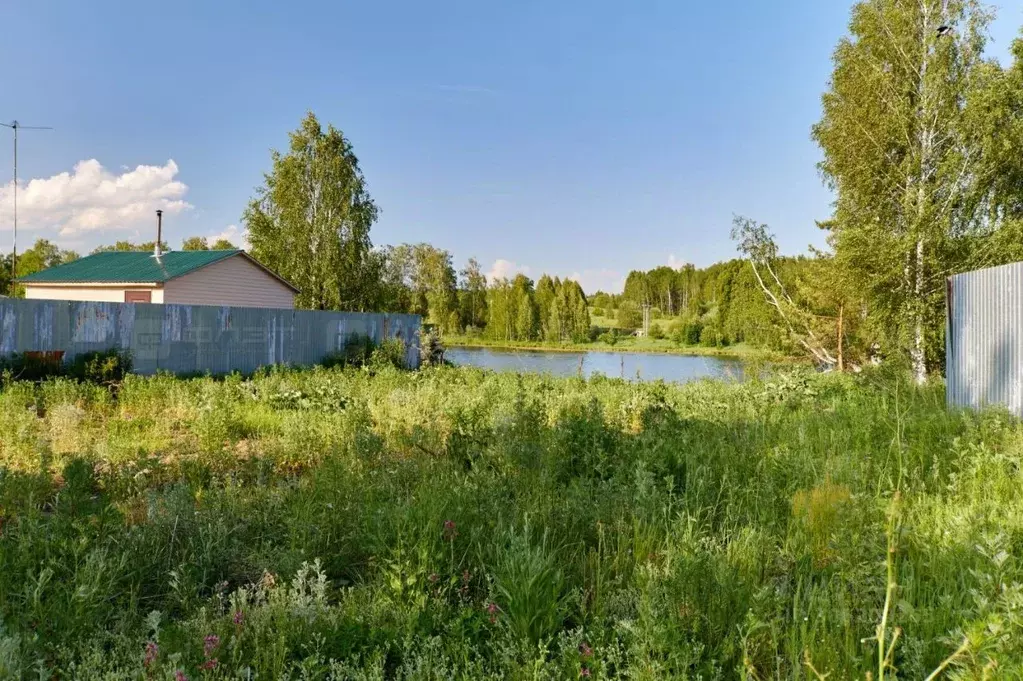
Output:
[155, 210, 163, 258]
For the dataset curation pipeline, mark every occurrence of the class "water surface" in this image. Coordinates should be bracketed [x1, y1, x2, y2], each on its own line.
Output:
[446, 346, 743, 383]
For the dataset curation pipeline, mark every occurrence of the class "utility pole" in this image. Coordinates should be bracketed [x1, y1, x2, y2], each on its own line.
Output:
[2, 120, 54, 281]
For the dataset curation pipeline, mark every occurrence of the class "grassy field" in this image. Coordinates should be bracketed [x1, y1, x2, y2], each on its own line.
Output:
[1, 366, 1022, 678]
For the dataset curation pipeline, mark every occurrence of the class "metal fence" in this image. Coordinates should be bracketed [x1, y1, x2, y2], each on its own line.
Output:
[0, 298, 422, 374]
[946, 262, 1023, 416]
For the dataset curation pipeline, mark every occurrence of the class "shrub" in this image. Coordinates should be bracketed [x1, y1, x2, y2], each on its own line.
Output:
[370, 338, 408, 370]
[671, 320, 703, 346]
[616, 305, 642, 329]
[648, 323, 665, 340]
[0, 349, 131, 384]
[419, 327, 445, 367]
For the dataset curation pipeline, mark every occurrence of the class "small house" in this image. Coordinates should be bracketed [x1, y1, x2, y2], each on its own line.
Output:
[18, 249, 298, 309]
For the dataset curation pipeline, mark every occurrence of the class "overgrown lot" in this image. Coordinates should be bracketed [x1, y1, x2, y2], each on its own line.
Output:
[0, 366, 1021, 679]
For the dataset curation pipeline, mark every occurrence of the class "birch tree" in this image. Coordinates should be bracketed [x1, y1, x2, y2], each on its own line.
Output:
[245, 112, 379, 311]
[731, 216, 839, 367]
[813, 0, 992, 382]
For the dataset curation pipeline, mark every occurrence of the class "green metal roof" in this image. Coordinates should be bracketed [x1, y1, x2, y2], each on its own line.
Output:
[18, 250, 241, 284]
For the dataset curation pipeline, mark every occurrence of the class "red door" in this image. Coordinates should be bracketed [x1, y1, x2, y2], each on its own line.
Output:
[124, 290, 152, 303]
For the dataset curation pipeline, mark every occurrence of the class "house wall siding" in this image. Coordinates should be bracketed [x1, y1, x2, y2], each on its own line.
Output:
[163, 255, 295, 309]
[25, 285, 164, 303]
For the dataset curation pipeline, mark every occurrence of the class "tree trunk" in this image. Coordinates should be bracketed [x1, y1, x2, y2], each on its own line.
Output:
[837, 303, 844, 372]
[911, 238, 927, 384]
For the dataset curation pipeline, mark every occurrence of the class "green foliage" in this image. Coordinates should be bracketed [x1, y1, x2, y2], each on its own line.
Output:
[180, 236, 209, 251]
[245, 111, 379, 312]
[671, 319, 703, 346]
[0, 349, 132, 384]
[648, 323, 665, 340]
[91, 240, 169, 254]
[0, 367, 1020, 677]
[14, 239, 79, 279]
[616, 304, 642, 329]
[321, 334, 408, 370]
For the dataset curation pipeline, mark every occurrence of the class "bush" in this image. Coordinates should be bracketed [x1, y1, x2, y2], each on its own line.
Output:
[419, 327, 445, 367]
[591, 307, 605, 318]
[648, 323, 665, 340]
[0, 349, 131, 384]
[597, 330, 619, 346]
[671, 320, 703, 346]
[616, 305, 642, 329]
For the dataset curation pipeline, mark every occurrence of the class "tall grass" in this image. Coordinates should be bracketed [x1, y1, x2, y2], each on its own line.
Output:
[0, 365, 1021, 678]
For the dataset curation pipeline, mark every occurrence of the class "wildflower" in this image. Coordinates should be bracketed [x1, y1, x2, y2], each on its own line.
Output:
[428, 573, 439, 583]
[579, 642, 593, 659]
[143, 641, 158, 667]
[581, 667, 591, 677]
[203, 633, 221, 658]
[486, 601, 499, 624]
[232, 610, 245, 626]
[174, 672, 189, 681]
[200, 659, 219, 671]
[443, 519, 458, 541]
[461, 569, 471, 584]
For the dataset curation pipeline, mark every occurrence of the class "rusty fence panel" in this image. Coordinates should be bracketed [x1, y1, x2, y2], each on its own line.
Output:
[946, 262, 1023, 416]
[0, 299, 422, 374]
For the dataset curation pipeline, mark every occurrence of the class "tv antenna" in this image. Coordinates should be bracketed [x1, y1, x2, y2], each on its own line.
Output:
[1, 120, 54, 281]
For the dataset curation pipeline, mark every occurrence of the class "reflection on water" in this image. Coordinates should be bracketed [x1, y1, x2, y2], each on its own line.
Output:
[445, 346, 744, 383]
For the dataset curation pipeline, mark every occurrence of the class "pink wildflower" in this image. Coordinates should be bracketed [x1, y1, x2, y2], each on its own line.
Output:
[428, 573, 439, 583]
[174, 672, 189, 681]
[200, 658, 219, 671]
[443, 520, 458, 541]
[203, 634, 221, 658]
[232, 610, 245, 626]
[143, 641, 159, 667]
[579, 642, 593, 659]
[581, 667, 591, 677]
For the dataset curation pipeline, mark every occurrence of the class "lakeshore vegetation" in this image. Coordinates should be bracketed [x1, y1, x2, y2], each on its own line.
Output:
[0, 365, 1021, 679]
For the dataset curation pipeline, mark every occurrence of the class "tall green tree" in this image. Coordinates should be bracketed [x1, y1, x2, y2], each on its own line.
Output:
[459, 257, 488, 330]
[245, 112, 379, 311]
[813, 0, 993, 381]
[16, 239, 79, 277]
[181, 236, 209, 251]
[379, 243, 459, 329]
[92, 241, 168, 254]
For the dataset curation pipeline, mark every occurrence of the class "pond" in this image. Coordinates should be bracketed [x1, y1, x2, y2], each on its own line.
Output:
[445, 346, 745, 383]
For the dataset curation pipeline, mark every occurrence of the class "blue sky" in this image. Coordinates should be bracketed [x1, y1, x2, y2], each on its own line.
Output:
[2, 0, 1022, 293]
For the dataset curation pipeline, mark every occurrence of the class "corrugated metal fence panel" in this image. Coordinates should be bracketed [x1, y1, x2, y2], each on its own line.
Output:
[947, 262, 1023, 416]
[0, 298, 421, 374]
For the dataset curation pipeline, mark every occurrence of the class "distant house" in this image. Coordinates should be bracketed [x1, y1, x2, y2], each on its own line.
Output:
[18, 250, 298, 309]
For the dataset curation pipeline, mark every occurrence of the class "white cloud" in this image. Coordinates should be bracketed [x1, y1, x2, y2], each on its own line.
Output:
[568, 269, 625, 295]
[0, 159, 191, 237]
[207, 224, 250, 251]
[667, 253, 689, 270]
[486, 258, 530, 283]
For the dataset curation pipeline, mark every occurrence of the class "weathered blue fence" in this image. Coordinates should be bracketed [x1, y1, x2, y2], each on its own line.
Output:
[0, 298, 421, 374]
